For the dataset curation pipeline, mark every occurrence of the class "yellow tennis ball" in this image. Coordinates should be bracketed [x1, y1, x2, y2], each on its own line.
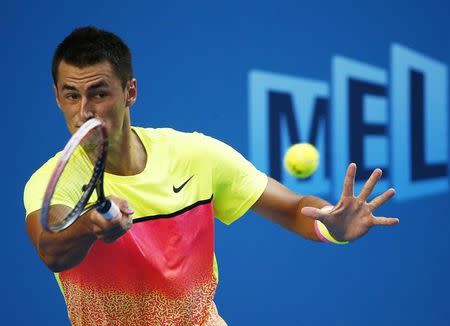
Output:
[284, 143, 320, 178]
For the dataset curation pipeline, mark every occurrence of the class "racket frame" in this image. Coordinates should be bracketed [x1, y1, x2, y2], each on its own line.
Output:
[40, 118, 109, 232]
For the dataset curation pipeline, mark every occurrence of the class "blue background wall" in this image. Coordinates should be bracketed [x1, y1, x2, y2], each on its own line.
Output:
[4, 1, 449, 325]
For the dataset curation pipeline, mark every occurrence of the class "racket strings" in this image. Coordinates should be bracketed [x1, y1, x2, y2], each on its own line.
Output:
[45, 126, 105, 231]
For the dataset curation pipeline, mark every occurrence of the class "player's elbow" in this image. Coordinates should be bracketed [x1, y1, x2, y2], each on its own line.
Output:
[46, 261, 66, 273]
[39, 253, 77, 272]
[37, 251, 66, 272]
[37, 242, 76, 272]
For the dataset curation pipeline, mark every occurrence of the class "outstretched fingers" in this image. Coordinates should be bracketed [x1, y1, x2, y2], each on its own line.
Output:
[341, 163, 357, 197]
[358, 168, 382, 201]
[372, 216, 400, 226]
[301, 205, 334, 222]
[368, 188, 396, 210]
[301, 207, 321, 220]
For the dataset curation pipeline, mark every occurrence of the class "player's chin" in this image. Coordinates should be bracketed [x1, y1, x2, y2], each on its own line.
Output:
[65, 123, 78, 134]
[70, 122, 84, 133]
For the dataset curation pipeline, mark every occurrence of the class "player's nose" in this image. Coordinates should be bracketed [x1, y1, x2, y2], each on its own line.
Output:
[79, 97, 95, 120]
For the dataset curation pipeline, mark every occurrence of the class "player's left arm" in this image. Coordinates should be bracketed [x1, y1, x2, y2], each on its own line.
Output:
[250, 176, 325, 241]
[251, 163, 399, 242]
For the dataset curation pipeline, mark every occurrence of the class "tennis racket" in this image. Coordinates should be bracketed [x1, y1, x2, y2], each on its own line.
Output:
[40, 118, 120, 232]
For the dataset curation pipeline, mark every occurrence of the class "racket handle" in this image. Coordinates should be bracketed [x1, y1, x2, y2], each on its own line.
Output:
[96, 200, 120, 220]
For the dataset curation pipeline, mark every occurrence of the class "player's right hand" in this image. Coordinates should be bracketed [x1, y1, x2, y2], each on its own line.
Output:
[85, 195, 134, 243]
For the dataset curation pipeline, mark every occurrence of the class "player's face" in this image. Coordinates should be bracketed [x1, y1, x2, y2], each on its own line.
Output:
[54, 60, 137, 137]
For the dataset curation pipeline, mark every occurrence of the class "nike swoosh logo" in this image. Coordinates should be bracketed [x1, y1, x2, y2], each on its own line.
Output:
[173, 175, 194, 193]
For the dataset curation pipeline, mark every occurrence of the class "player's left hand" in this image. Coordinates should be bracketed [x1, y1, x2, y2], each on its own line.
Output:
[301, 163, 399, 242]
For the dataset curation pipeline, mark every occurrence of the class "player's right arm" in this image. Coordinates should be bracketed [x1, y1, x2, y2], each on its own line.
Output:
[26, 198, 133, 273]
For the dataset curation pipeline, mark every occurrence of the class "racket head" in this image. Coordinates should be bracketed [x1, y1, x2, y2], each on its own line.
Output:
[40, 118, 108, 232]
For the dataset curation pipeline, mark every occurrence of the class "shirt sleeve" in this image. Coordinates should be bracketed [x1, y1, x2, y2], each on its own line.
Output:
[24, 166, 53, 217]
[23, 155, 76, 218]
[195, 133, 268, 225]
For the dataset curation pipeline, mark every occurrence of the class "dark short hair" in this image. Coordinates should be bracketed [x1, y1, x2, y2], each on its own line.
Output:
[52, 26, 133, 88]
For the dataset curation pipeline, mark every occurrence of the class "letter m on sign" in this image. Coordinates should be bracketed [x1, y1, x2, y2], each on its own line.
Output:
[248, 70, 331, 196]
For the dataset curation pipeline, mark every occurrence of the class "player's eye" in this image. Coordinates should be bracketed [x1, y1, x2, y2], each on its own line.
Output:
[92, 92, 108, 99]
[65, 93, 80, 100]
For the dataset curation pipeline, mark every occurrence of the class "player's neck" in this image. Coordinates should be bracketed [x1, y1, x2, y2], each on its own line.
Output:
[105, 124, 147, 176]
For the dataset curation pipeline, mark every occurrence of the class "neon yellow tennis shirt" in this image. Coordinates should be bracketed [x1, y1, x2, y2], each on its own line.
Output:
[24, 127, 267, 326]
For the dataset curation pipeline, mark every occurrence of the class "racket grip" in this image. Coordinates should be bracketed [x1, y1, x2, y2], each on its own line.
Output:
[97, 200, 120, 221]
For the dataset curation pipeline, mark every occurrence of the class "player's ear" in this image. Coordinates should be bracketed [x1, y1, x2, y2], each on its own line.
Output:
[125, 79, 137, 108]
[53, 84, 63, 110]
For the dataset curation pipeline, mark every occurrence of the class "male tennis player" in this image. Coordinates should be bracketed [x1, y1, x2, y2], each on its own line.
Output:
[24, 26, 398, 325]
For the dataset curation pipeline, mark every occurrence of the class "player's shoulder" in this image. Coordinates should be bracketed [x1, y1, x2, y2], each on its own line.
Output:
[132, 126, 239, 164]
[25, 152, 62, 188]
[133, 126, 212, 147]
